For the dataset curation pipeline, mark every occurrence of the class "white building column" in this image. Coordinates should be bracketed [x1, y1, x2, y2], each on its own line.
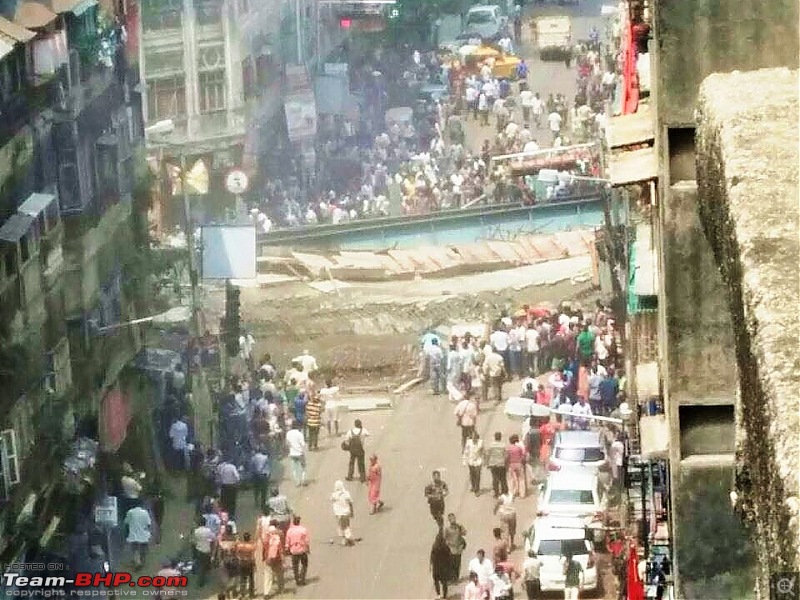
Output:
[182, 0, 200, 136]
[222, 0, 244, 128]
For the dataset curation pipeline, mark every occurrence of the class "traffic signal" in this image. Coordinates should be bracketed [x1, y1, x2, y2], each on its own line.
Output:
[225, 280, 241, 356]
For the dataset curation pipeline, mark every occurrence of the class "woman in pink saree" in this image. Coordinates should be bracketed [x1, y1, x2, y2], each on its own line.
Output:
[367, 454, 384, 514]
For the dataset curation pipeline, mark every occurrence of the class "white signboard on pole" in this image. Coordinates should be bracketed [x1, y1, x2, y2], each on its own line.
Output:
[225, 169, 250, 195]
[201, 225, 257, 280]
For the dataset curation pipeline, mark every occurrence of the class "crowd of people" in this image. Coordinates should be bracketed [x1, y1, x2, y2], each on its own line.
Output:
[415, 298, 631, 600]
[246, 22, 620, 232]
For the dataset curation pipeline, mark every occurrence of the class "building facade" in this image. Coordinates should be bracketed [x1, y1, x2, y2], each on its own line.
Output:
[606, 0, 799, 597]
[0, 0, 145, 568]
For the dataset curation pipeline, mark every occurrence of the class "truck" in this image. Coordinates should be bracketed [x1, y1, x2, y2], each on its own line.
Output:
[532, 16, 572, 62]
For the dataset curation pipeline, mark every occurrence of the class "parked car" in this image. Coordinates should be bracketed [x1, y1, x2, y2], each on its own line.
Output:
[537, 469, 606, 541]
[524, 516, 599, 592]
[549, 430, 607, 473]
[464, 5, 507, 41]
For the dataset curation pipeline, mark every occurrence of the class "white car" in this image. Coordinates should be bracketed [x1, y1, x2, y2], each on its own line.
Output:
[537, 469, 606, 541]
[464, 5, 507, 40]
[525, 517, 598, 592]
[549, 430, 607, 473]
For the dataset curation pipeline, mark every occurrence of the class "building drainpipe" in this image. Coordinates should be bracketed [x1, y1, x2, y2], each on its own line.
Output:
[180, 153, 200, 399]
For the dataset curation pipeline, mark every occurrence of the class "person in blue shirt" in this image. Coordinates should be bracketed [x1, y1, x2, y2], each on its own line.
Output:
[515, 59, 529, 81]
[598, 370, 620, 416]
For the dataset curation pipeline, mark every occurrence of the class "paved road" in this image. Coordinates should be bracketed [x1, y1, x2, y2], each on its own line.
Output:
[441, 0, 608, 152]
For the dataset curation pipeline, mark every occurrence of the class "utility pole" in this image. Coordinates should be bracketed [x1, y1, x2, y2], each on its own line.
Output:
[296, 0, 304, 64]
[180, 153, 201, 394]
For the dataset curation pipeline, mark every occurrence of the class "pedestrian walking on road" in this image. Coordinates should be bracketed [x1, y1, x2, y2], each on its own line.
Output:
[123, 501, 151, 571]
[344, 419, 369, 482]
[562, 553, 584, 600]
[254, 511, 273, 596]
[443, 513, 467, 583]
[251, 448, 271, 511]
[286, 422, 307, 487]
[285, 516, 310, 586]
[217, 459, 240, 519]
[305, 393, 324, 450]
[455, 395, 478, 450]
[428, 338, 445, 395]
[367, 454, 384, 514]
[267, 488, 292, 534]
[486, 432, 509, 498]
[192, 516, 216, 588]
[494, 492, 518, 550]
[462, 430, 484, 496]
[233, 532, 256, 598]
[425, 470, 450, 528]
[264, 523, 285, 595]
[522, 550, 543, 600]
[320, 379, 341, 437]
[507, 434, 528, 498]
[430, 532, 452, 600]
[331, 480, 355, 546]
[463, 571, 482, 600]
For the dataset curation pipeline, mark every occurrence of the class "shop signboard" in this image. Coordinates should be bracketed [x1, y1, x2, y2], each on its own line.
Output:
[94, 496, 118, 526]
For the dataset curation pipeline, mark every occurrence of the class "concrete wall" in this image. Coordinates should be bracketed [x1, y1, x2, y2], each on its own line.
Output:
[654, 0, 799, 126]
[662, 181, 736, 405]
[695, 67, 800, 597]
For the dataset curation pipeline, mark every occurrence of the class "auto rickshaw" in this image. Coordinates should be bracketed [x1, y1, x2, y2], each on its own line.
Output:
[492, 54, 522, 80]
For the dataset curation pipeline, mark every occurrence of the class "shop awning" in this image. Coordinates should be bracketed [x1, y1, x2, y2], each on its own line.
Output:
[0, 36, 14, 60]
[609, 147, 657, 186]
[0, 214, 35, 244]
[18, 192, 57, 218]
[14, 2, 57, 29]
[607, 103, 654, 149]
[50, 0, 98, 16]
[0, 16, 36, 42]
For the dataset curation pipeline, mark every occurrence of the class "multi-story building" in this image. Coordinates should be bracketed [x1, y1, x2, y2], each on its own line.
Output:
[608, 0, 798, 597]
[0, 0, 145, 567]
[134, 0, 349, 229]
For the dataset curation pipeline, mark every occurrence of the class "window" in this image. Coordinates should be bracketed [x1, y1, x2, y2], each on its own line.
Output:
[195, 0, 222, 25]
[95, 141, 119, 198]
[199, 71, 226, 113]
[536, 539, 589, 556]
[0, 47, 26, 99]
[467, 10, 495, 24]
[555, 447, 605, 462]
[3, 252, 15, 278]
[142, 0, 182, 29]
[0, 429, 20, 500]
[549, 489, 596, 504]
[146, 76, 186, 120]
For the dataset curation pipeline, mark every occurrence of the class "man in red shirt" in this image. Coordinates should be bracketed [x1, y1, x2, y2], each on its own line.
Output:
[284, 516, 311, 586]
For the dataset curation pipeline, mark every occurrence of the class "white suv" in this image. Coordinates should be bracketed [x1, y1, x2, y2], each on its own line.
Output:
[525, 516, 599, 592]
[464, 5, 507, 40]
[537, 469, 606, 541]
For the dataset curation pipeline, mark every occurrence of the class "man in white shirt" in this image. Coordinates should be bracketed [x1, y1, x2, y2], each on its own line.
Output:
[465, 85, 478, 119]
[531, 92, 544, 127]
[547, 110, 562, 140]
[467, 550, 495, 587]
[488, 563, 513, 599]
[504, 120, 519, 139]
[295, 350, 318, 376]
[478, 92, 490, 126]
[124, 502, 152, 571]
[286, 422, 307, 486]
[320, 379, 341, 437]
[571, 396, 593, 430]
[168, 416, 188, 471]
[454, 396, 478, 450]
[525, 324, 540, 375]
[519, 88, 534, 123]
[217, 460, 241, 517]
[523, 139, 540, 153]
[192, 517, 216, 587]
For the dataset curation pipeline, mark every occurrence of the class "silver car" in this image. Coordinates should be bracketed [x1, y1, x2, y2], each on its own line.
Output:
[549, 430, 607, 473]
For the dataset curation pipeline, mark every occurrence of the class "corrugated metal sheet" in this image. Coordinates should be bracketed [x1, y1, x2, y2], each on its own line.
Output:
[14, 1, 57, 28]
[0, 36, 13, 60]
[0, 15, 35, 41]
[607, 104, 654, 149]
[610, 147, 658, 186]
[0, 214, 34, 243]
[17, 192, 56, 217]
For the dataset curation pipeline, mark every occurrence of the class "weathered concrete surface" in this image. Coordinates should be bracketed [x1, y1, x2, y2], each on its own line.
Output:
[696, 68, 800, 593]
[654, 0, 799, 125]
[664, 181, 737, 404]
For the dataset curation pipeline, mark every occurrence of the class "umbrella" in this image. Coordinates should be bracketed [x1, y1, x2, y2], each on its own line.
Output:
[504, 397, 551, 420]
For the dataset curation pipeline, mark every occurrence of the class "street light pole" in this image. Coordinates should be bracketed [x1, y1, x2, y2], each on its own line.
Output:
[180, 153, 201, 394]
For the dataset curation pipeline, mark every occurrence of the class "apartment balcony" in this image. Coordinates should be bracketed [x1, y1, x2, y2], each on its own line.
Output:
[52, 61, 121, 124]
[147, 107, 248, 153]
